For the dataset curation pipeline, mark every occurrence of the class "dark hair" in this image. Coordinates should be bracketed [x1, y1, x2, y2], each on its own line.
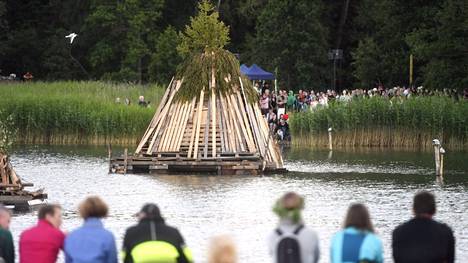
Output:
[413, 191, 436, 216]
[79, 196, 109, 219]
[344, 203, 374, 232]
[38, 204, 61, 220]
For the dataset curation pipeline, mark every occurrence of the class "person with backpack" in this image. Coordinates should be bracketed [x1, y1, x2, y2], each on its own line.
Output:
[330, 203, 383, 263]
[268, 192, 320, 263]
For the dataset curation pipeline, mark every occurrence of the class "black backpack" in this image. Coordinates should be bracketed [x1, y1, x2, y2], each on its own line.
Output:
[276, 225, 304, 263]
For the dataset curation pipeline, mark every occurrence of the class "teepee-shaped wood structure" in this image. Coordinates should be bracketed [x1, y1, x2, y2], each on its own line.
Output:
[109, 1, 285, 175]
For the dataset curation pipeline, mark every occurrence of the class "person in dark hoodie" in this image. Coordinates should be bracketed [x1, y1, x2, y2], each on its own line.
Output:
[122, 203, 193, 263]
[392, 191, 455, 263]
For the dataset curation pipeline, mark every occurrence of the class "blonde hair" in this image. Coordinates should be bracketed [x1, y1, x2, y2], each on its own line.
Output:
[208, 235, 237, 263]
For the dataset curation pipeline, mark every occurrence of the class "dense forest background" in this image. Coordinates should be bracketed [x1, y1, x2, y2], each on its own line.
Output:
[0, 0, 466, 91]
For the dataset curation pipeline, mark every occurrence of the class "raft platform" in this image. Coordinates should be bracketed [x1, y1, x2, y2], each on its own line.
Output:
[1, 154, 48, 211]
[109, 153, 287, 175]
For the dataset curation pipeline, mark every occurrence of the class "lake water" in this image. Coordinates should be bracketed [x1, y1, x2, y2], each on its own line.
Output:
[8, 145, 468, 262]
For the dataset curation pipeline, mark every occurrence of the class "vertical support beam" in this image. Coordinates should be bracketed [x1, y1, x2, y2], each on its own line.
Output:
[108, 144, 112, 173]
[439, 147, 445, 178]
[204, 93, 211, 158]
[193, 89, 205, 159]
[433, 139, 441, 177]
[211, 89, 217, 157]
[123, 148, 128, 174]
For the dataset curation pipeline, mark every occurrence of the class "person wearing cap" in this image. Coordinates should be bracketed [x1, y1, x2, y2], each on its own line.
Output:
[64, 196, 117, 263]
[268, 192, 320, 263]
[122, 203, 193, 263]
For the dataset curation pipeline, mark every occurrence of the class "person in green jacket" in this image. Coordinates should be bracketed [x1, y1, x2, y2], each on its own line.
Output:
[0, 205, 14, 263]
[287, 90, 296, 112]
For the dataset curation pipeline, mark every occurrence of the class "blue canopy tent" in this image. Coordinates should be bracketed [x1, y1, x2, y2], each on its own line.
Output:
[240, 64, 250, 75]
[243, 64, 275, 80]
[241, 64, 277, 93]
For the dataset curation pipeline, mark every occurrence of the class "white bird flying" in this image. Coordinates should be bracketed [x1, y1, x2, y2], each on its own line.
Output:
[65, 33, 78, 44]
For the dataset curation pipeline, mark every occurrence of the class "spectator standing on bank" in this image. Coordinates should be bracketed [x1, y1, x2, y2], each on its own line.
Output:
[260, 90, 270, 117]
[330, 203, 383, 263]
[208, 235, 237, 263]
[64, 196, 118, 263]
[268, 192, 320, 263]
[0, 205, 14, 263]
[287, 90, 296, 112]
[122, 203, 193, 263]
[20, 204, 65, 263]
[277, 90, 287, 117]
[392, 191, 455, 263]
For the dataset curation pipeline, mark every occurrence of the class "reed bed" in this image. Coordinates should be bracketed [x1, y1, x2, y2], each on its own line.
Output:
[0, 81, 165, 145]
[290, 96, 468, 150]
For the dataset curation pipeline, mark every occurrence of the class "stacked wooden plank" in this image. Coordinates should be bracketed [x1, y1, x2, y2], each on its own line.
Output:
[113, 76, 284, 175]
[0, 153, 47, 207]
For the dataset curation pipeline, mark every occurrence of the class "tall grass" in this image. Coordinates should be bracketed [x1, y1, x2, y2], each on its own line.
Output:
[289, 96, 468, 150]
[0, 81, 165, 145]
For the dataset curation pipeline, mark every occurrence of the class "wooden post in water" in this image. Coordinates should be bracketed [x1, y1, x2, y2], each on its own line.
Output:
[439, 147, 445, 178]
[107, 144, 112, 173]
[432, 139, 441, 176]
[123, 148, 128, 174]
[328, 127, 333, 151]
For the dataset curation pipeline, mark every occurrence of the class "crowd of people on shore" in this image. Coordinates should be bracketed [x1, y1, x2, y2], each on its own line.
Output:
[257, 82, 468, 115]
[0, 190, 455, 263]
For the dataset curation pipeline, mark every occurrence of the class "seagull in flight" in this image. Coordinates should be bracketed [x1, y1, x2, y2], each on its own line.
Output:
[65, 33, 78, 44]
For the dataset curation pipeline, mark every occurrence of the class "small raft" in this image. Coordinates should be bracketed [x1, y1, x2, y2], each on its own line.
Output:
[0, 154, 47, 211]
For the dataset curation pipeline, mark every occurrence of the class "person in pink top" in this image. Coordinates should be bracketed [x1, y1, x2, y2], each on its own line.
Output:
[20, 204, 65, 263]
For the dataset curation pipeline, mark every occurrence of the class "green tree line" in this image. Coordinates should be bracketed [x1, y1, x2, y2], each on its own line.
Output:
[0, 0, 466, 91]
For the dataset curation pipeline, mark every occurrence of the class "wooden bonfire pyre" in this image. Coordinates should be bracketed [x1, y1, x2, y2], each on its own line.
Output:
[0, 153, 47, 210]
[109, 0, 285, 175]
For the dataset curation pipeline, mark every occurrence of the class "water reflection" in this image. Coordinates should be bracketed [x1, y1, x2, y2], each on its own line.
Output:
[7, 145, 468, 262]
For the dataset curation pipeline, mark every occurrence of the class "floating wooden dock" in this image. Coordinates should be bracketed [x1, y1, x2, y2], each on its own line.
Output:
[110, 77, 287, 175]
[1, 154, 47, 211]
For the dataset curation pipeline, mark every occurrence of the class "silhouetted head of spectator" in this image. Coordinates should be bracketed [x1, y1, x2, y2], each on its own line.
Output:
[413, 191, 436, 218]
[273, 192, 304, 223]
[79, 196, 109, 220]
[208, 235, 237, 263]
[38, 204, 63, 228]
[0, 205, 11, 230]
[137, 203, 164, 222]
[344, 203, 374, 233]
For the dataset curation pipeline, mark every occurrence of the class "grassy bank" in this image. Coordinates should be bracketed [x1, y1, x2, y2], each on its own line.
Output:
[1, 82, 467, 150]
[290, 96, 468, 150]
[0, 81, 164, 145]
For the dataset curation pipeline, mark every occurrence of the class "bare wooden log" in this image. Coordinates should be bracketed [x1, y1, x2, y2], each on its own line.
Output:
[146, 80, 183, 154]
[211, 89, 217, 157]
[219, 95, 234, 151]
[175, 98, 196, 151]
[158, 102, 179, 152]
[135, 77, 174, 154]
[193, 89, 205, 159]
[216, 96, 226, 153]
[168, 102, 188, 151]
[204, 93, 211, 158]
[230, 93, 256, 152]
